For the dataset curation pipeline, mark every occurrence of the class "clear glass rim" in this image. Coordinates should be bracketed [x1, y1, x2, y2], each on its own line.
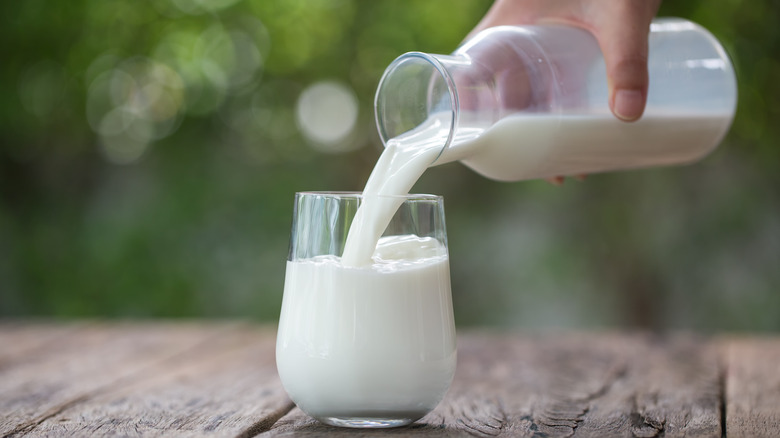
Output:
[295, 191, 443, 202]
[374, 51, 458, 164]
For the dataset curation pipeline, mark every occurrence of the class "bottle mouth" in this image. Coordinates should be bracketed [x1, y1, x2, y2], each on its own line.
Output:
[374, 52, 458, 164]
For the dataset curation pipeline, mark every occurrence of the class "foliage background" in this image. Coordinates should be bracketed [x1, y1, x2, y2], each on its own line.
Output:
[1, 0, 778, 330]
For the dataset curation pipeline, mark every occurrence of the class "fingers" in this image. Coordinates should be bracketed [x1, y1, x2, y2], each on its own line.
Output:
[589, 0, 662, 122]
[599, 24, 649, 122]
[472, 0, 662, 122]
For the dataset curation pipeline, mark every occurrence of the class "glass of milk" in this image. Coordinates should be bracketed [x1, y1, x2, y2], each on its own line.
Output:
[277, 192, 457, 428]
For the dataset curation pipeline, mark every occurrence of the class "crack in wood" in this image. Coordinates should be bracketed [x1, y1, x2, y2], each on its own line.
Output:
[2, 394, 90, 438]
[629, 393, 665, 438]
[450, 397, 507, 437]
[629, 412, 665, 438]
[532, 361, 626, 437]
[719, 360, 727, 438]
[721, 337, 780, 437]
[534, 403, 587, 438]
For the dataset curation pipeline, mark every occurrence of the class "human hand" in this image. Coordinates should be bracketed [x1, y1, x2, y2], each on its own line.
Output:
[470, 0, 663, 123]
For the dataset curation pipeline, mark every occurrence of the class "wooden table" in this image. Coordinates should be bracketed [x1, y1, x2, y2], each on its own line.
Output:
[1, 322, 778, 437]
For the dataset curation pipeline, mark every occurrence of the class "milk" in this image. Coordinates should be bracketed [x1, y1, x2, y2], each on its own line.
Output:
[340, 139, 442, 266]
[276, 235, 456, 424]
[452, 112, 734, 182]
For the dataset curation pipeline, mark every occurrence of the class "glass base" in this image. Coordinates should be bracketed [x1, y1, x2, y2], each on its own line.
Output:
[317, 416, 416, 429]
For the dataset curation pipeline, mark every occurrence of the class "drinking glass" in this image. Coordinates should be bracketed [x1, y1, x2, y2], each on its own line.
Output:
[276, 192, 456, 428]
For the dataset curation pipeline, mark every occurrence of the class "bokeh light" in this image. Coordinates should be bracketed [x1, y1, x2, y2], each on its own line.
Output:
[87, 57, 185, 164]
[152, 22, 266, 116]
[295, 81, 359, 152]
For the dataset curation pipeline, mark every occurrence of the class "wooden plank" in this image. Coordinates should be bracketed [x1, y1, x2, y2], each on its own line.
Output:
[26, 324, 293, 437]
[9, 325, 770, 437]
[722, 337, 780, 438]
[573, 333, 722, 438]
[0, 321, 90, 371]
[264, 333, 534, 437]
[267, 332, 722, 437]
[0, 322, 251, 436]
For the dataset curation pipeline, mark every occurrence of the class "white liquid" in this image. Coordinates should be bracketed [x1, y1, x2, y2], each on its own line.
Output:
[276, 236, 456, 423]
[453, 112, 733, 182]
[340, 137, 443, 266]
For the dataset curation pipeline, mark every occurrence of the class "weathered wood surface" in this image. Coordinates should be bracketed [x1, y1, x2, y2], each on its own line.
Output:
[0, 322, 778, 437]
[0, 322, 290, 437]
[721, 336, 780, 438]
[270, 333, 722, 437]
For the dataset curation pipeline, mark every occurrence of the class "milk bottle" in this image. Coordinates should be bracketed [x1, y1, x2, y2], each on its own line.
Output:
[375, 18, 737, 181]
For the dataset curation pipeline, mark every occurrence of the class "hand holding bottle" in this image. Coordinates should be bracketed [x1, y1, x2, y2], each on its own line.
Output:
[471, 0, 663, 123]
[375, 7, 736, 183]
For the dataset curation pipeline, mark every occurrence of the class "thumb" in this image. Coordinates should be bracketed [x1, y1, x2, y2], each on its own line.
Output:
[591, 3, 659, 122]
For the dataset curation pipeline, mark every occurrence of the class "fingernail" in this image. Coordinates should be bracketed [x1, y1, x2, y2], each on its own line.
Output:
[614, 89, 643, 121]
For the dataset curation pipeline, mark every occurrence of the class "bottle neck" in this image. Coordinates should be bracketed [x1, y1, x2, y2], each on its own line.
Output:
[375, 46, 547, 166]
[375, 27, 563, 166]
[374, 52, 461, 165]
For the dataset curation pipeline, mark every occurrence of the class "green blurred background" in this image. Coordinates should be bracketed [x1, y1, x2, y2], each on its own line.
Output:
[1, 0, 778, 331]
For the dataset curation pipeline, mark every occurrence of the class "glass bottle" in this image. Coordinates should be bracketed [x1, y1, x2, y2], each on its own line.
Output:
[374, 18, 738, 181]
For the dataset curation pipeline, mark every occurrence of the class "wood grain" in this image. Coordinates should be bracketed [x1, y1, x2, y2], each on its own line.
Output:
[0, 322, 291, 437]
[2, 321, 223, 435]
[26, 324, 292, 437]
[1, 323, 778, 437]
[722, 337, 780, 438]
[0, 321, 88, 371]
[266, 332, 723, 437]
